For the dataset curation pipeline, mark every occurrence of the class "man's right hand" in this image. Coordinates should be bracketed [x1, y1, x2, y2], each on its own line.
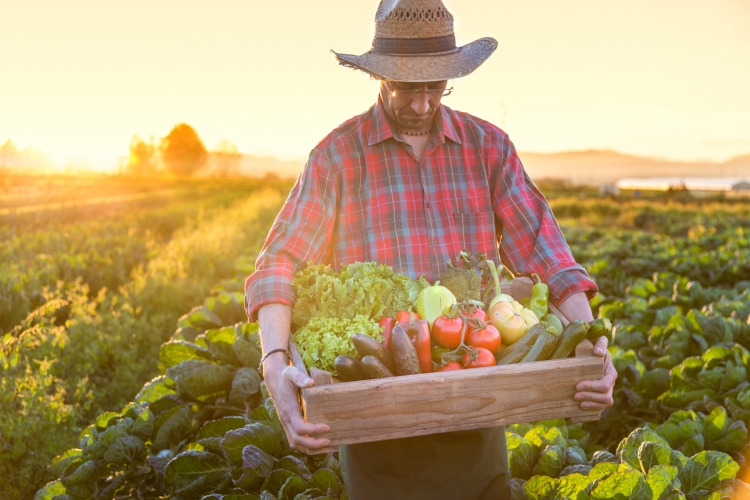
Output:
[263, 353, 331, 453]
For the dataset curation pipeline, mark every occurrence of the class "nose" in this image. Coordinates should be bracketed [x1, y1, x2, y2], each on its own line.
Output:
[411, 92, 430, 115]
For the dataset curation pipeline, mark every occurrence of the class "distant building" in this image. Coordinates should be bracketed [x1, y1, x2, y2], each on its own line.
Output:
[616, 177, 750, 196]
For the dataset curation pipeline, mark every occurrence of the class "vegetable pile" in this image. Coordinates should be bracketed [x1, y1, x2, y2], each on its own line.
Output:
[299, 254, 604, 383]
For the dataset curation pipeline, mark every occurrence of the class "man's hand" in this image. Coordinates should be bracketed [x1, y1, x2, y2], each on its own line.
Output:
[263, 354, 331, 453]
[574, 336, 617, 411]
[257, 303, 331, 452]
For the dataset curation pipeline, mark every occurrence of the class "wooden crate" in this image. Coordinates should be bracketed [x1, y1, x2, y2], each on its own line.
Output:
[290, 277, 605, 454]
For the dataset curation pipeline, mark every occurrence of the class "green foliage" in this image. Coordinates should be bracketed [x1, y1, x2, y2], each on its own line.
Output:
[36, 313, 346, 499]
[2, 190, 286, 500]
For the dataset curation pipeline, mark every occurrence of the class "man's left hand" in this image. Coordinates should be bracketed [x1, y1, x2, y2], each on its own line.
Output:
[574, 336, 617, 411]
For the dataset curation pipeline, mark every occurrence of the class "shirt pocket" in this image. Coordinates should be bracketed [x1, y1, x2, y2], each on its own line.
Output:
[452, 211, 499, 261]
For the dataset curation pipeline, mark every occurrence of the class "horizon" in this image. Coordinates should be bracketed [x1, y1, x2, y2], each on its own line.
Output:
[1, 0, 749, 171]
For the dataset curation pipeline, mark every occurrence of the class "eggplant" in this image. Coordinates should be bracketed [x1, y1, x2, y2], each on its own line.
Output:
[361, 356, 394, 379]
[335, 355, 364, 382]
[352, 333, 395, 373]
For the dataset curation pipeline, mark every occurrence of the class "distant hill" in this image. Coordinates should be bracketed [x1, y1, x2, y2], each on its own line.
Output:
[238, 155, 303, 179]
[237, 150, 750, 186]
[519, 150, 750, 186]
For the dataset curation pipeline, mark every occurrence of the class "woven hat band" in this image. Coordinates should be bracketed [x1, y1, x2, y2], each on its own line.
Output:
[373, 34, 456, 55]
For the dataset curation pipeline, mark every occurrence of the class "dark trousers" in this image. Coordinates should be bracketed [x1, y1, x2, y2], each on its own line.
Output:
[340, 426, 511, 500]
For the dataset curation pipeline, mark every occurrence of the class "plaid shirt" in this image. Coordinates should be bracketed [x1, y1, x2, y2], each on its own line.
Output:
[245, 98, 597, 321]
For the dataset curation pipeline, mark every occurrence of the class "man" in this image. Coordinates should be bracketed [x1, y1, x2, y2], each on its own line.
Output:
[245, 1, 617, 498]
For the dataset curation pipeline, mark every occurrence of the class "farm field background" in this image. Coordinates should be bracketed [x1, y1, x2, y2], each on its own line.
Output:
[4, 173, 750, 499]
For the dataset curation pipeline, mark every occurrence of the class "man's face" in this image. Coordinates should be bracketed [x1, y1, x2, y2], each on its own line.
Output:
[380, 80, 448, 131]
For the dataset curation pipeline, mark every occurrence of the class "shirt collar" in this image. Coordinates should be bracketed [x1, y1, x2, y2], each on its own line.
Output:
[368, 96, 462, 147]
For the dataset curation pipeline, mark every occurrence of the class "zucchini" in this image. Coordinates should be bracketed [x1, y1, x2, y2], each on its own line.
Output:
[361, 356, 394, 379]
[543, 313, 564, 336]
[520, 331, 557, 363]
[549, 320, 589, 359]
[496, 345, 530, 365]
[495, 323, 546, 362]
[586, 318, 613, 344]
[335, 355, 364, 382]
[352, 333, 395, 373]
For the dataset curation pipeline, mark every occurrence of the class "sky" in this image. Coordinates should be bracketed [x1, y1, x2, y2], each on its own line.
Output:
[1, 0, 749, 171]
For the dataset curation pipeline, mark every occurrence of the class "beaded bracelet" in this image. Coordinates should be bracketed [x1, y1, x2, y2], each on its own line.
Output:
[258, 348, 291, 377]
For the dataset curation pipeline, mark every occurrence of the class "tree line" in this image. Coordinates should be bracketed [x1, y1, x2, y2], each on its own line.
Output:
[125, 123, 241, 177]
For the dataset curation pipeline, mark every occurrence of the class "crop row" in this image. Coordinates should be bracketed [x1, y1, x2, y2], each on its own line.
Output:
[25, 195, 750, 500]
[0, 191, 286, 500]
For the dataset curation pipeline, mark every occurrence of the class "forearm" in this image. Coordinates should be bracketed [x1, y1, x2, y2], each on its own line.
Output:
[258, 303, 293, 371]
[556, 291, 594, 323]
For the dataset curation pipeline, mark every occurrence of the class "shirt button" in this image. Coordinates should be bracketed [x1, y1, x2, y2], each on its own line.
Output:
[426, 203, 431, 208]
[431, 241, 437, 247]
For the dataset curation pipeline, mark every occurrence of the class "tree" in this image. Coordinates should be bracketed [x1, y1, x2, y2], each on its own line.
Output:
[210, 140, 241, 177]
[126, 135, 159, 175]
[0, 139, 19, 167]
[160, 123, 207, 177]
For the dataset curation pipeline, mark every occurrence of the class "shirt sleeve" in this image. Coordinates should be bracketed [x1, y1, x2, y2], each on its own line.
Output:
[244, 150, 338, 322]
[491, 140, 598, 307]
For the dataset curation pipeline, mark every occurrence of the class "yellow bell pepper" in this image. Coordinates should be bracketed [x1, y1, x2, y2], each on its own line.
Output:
[417, 281, 457, 329]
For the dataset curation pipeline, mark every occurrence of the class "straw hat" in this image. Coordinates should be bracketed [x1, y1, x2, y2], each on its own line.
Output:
[332, 0, 497, 82]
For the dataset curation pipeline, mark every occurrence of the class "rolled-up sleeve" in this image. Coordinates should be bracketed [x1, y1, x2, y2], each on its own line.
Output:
[244, 150, 338, 322]
[491, 141, 598, 307]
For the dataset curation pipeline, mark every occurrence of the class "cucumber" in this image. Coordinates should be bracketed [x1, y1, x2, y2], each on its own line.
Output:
[352, 333, 395, 373]
[496, 345, 530, 365]
[335, 355, 364, 382]
[549, 320, 589, 359]
[361, 356, 394, 379]
[495, 323, 546, 362]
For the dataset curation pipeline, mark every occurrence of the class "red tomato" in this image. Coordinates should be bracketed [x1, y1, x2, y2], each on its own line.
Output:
[465, 309, 489, 336]
[462, 347, 496, 369]
[432, 316, 465, 348]
[467, 325, 501, 353]
[436, 361, 462, 372]
[396, 311, 420, 324]
[466, 309, 488, 324]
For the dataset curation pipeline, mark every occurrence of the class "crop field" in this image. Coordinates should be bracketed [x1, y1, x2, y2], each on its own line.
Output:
[4, 175, 750, 499]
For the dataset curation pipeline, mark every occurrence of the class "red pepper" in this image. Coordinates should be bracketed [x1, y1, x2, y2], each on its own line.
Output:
[399, 317, 432, 373]
[379, 316, 396, 350]
[395, 310, 420, 324]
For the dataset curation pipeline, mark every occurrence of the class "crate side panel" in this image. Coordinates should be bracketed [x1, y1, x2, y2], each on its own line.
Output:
[303, 357, 603, 447]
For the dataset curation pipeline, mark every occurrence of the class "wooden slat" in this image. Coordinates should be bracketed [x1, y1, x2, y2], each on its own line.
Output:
[289, 342, 308, 376]
[301, 354, 603, 452]
[310, 367, 332, 387]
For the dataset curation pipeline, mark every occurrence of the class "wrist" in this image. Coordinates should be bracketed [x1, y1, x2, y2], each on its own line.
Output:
[259, 349, 290, 376]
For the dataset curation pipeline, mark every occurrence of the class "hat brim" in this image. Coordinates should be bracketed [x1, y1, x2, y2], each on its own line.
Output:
[332, 37, 498, 82]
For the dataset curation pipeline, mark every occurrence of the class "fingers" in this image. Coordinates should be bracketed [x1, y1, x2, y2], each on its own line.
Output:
[575, 353, 617, 410]
[574, 392, 613, 411]
[575, 356, 617, 393]
[286, 367, 314, 389]
[265, 366, 331, 452]
[593, 336, 609, 357]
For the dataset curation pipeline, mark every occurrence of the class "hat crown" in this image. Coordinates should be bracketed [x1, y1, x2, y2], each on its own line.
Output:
[375, 0, 454, 39]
